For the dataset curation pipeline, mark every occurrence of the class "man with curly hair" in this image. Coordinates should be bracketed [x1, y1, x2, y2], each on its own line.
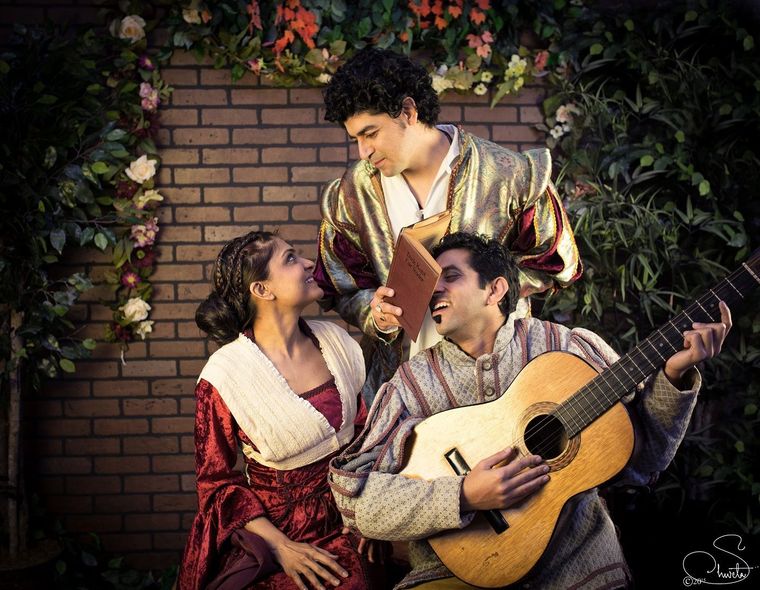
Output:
[315, 48, 582, 402]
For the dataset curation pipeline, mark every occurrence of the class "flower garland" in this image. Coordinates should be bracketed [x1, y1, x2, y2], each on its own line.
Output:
[101, 12, 171, 349]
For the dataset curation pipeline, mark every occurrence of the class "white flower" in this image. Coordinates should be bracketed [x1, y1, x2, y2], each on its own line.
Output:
[182, 8, 202, 24]
[513, 77, 524, 91]
[118, 15, 146, 44]
[431, 74, 454, 94]
[474, 83, 488, 96]
[120, 297, 151, 323]
[316, 73, 332, 84]
[134, 320, 155, 340]
[134, 189, 164, 209]
[555, 103, 581, 124]
[480, 71, 493, 83]
[125, 155, 157, 184]
[505, 54, 527, 78]
[550, 124, 566, 139]
[435, 64, 449, 76]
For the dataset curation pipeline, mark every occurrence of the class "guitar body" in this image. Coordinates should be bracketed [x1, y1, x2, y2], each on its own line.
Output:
[399, 351, 635, 588]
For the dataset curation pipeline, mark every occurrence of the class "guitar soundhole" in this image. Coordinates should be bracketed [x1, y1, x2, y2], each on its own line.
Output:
[523, 414, 567, 460]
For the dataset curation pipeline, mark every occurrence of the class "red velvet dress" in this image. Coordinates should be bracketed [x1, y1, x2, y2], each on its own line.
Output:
[177, 333, 374, 590]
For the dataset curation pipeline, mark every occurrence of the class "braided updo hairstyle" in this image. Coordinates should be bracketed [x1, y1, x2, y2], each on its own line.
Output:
[195, 230, 278, 346]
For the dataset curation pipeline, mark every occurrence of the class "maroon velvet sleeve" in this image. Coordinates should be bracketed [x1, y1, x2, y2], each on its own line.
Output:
[176, 380, 267, 590]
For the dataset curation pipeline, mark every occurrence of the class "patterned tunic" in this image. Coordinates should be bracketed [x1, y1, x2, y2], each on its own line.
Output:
[329, 314, 700, 589]
[314, 129, 582, 401]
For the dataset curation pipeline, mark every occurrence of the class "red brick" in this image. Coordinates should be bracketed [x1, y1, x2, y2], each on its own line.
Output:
[201, 69, 258, 86]
[233, 205, 290, 222]
[203, 225, 258, 243]
[152, 263, 205, 281]
[464, 106, 519, 122]
[65, 514, 122, 533]
[30, 438, 62, 456]
[66, 475, 121, 494]
[172, 88, 228, 106]
[162, 186, 201, 204]
[121, 360, 178, 378]
[169, 50, 212, 66]
[181, 436, 195, 454]
[174, 167, 230, 185]
[125, 513, 180, 532]
[150, 340, 206, 358]
[159, 148, 199, 165]
[153, 532, 189, 551]
[233, 128, 288, 145]
[35, 419, 91, 437]
[151, 322, 176, 339]
[271, 225, 320, 243]
[66, 438, 120, 456]
[124, 436, 180, 455]
[231, 88, 288, 105]
[124, 474, 179, 493]
[90, 342, 146, 360]
[181, 473, 197, 492]
[175, 206, 231, 223]
[161, 68, 199, 86]
[151, 378, 197, 397]
[27, 400, 62, 417]
[202, 108, 259, 126]
[154, 493, 198, 512]
[492, 125, 542, 142]
[520, 105, 544, 124]
[34, 476, 64, 495]
[128, 552, 179, 571]
[292, 204, 322, 221]
[68, 361, 118, 378]
[149, 303, 200, 321]
[39, 380, 91, 398]
[155, 128, 172, 149]
[153, 455, 195, 473]
[93, 380, 148, 397]
[176, 245, 226, 262]
[440, 105, 462, 121]
[462, 124, 491, 139]
[203, 148, 259, 165]
[123, 398, 178, 417]
[173, 128, 230, 146]
[288, 88, 324, 104]
[63, 399, 120, 417]
[179, 321, 206, 339]
[320, 146, 349, 162]
[39, 457, 92, 475]
[290, 127, 348, 144]
[180, 398, 196, 415]
[159, 224, 203, 243]
[261, 108, 316, 125]
[262, 147, 316, 164]
[94, 419, 149, 436]
[151, 416, 194, 434]
[45, 495, 93, 515]
[100, 533, 152, 552]
[160, 108, 199, 127]
[204, 186, 261, 203]
[180, 360, 207, 377]
[262, 186, 317, 202]
[291, 166, 344, 182]
[95, 494, 151, 513]
[233, 167, 289, 183]
[94, 456, 150, 474]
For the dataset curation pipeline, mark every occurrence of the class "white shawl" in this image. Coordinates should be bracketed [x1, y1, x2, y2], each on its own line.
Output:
[198, 320, 365, 470]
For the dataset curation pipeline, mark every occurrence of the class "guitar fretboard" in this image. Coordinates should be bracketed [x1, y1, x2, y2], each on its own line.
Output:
[555, 252, 760, 437]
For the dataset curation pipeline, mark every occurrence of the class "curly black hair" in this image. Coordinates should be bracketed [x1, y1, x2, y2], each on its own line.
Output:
[323, 47, 440, 125]
[431, 232, 520, 317]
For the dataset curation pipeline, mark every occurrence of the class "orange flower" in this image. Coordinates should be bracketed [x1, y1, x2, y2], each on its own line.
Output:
[435, 15, 447, 30]
[448, 5, 462, 18]
[431, 0, 443, 15]
[476, 0, 491, 9]
[399, 30, 410, 42]
[469, 7, 486, 25]
[247, 0, 262, 32]
[476, 44, 491, 58]
[274, 30, 295, 54]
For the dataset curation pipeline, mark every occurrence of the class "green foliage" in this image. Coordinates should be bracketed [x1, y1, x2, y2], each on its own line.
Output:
[538, 0, 760, 532]
[0, 20, 167, 391]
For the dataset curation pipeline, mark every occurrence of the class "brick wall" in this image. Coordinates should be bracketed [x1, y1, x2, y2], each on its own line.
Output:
[16, 22, 547, 573]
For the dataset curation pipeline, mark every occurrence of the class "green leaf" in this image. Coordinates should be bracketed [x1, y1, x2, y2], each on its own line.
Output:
[698, 180, 711, 196]
[624, 19, 634, 31]
[589, 43, 603, 56]
[59, 358, 76, 373]
[745, 403, 758, 416]
[734, 440, 745, 453]
[684, 10, 698, 22]
[50, 229, 66, 254]
[94, 233, 108, 250]
[743, 35, 754, 51]
[83, 338, 97, 351]
[675, 130, 685, 143]
[640, 155, 654, 167]
[91, 161, 109, 174]
[106, 129, 127, 141]
[55, 560, 66, 575]
[38, 94, 58, 104]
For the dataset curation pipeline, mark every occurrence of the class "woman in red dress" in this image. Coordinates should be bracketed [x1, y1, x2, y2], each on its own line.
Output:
[177, 231, 383, 590]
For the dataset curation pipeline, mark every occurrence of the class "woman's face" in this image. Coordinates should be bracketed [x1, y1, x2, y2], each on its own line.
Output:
[257, 237, 323, 308]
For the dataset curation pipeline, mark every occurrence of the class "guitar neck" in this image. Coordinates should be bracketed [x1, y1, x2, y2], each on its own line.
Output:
[557, 250, 760, 437]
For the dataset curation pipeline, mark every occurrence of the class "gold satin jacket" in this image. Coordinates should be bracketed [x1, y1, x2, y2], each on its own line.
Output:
[315, 129, 581, 399]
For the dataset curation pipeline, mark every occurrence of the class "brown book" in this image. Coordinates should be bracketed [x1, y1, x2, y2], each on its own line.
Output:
[385, 211, 450, 341]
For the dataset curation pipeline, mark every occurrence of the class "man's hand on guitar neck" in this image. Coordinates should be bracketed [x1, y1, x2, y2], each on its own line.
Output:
[460, 447, 549, 512]
[663, 300, 732, 388]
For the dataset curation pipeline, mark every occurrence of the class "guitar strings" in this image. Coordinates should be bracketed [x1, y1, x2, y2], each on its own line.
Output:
[499, 266, 754, 463]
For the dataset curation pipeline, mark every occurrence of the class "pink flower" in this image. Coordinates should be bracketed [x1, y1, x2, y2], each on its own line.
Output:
[121, 269, 141, 288]
[139, 82, 160, 112]
[481, 31, 494, 43]
[534, 50, 549, 72]
[130, 217, 159, 248]
[466, 34, 482, 48]
[476, 44, 492, 58]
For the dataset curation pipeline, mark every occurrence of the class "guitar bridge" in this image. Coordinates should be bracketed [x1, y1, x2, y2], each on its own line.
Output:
[444, 448, 509, 534]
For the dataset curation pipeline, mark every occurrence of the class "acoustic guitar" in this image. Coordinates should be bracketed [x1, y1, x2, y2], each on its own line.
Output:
[399, 249, 760, 588]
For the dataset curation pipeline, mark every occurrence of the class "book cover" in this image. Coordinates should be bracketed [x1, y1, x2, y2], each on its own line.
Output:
[385, 221, 446, 341]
